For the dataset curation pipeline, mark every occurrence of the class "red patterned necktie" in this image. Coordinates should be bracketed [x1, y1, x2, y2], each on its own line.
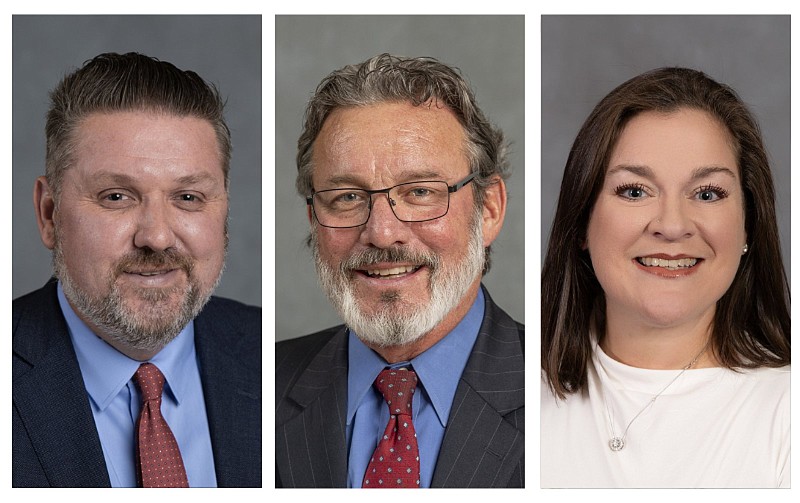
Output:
[132, 363, 190, 488]
[362, 368, 420, 488]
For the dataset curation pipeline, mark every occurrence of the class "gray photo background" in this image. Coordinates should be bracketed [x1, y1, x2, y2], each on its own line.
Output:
[542, 15, 790, 277]
[276, 15, 524, 342]
[12, 15, 262, 307]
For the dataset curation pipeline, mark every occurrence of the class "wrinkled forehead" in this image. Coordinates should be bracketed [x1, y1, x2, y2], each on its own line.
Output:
[311, 101, 470, 186]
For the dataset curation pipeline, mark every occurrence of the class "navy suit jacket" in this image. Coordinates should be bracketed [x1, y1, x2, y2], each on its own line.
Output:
[12, 279, 262, 487]
[275, 287, 524, 488]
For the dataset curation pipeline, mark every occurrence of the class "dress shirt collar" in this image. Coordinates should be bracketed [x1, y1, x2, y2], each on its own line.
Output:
[347, 288, 485, 428]
[57, 282, 196, 411]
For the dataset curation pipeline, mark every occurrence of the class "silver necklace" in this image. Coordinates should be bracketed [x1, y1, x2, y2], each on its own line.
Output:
[600, 341, 709, 452]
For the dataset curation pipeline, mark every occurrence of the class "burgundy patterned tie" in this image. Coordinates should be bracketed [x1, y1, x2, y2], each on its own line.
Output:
[132, 363, 190, 488]
[362, 368, 420, 488]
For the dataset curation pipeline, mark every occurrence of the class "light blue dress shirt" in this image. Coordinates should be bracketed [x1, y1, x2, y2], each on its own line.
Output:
[346, 288, 484, 488]
[57, 282, 217, 487]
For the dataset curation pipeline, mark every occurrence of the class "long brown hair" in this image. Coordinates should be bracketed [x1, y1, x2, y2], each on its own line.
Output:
[542, 67, 790, 399]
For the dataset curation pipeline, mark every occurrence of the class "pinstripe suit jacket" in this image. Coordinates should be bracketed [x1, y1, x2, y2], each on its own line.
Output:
[275, 287, 524, 488]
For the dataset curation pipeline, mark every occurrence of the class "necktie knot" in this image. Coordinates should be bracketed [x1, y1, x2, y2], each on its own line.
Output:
[133, 362, 166, 402]
[375, 368, 417, 417]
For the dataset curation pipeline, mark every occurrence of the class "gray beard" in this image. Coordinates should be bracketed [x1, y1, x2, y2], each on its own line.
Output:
[53, 236, 222, 355]
[312, 210, 485, 348]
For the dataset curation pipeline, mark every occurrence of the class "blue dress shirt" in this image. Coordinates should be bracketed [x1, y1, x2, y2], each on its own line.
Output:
[346, 288, 485, 488]
[57, 283, 217, 487]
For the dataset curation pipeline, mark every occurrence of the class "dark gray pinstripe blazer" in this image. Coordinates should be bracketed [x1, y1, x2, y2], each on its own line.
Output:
[275, 286, 524, 488]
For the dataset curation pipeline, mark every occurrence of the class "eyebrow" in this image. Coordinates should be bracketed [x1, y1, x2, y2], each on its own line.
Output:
[90, 172, 137, 185]
[608, 164, 737, 182]
[90, 171, 219, 186]
[174, 173, 219, 186]
[321, 169, 445, 189]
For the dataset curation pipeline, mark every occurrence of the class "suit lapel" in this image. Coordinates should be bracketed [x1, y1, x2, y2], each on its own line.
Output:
[195, 300, 261, 487]
[431, 290, 525, 488]
[12, 282, 110, 487]
[276, 329, 349, 487]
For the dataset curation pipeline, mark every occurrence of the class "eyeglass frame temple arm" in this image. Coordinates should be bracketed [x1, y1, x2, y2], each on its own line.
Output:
[448, 171, 477, 193]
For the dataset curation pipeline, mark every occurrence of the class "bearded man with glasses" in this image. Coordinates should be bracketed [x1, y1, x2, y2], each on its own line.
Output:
[276, 54, 524, 488]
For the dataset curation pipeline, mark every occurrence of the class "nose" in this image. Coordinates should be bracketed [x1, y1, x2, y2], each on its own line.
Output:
[133, 199, 177, 251]
[649, 196, 695, 241]
[358, 192, 412, 248]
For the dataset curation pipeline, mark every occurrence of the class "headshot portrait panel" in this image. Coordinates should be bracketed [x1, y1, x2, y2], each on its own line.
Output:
[275, 14, 524, 342]
[12, 15, 262, 307]
[11, 15, 261, 488]
[275, 14, 524, 488]
[540, 15, 790, 488]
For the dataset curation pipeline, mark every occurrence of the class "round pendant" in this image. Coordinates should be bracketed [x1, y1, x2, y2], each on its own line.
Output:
[609, 437, 625, 451]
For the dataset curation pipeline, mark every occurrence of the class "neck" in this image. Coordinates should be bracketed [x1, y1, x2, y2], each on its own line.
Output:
[366, 282, 480, 363]
[66, 299, 164, 361]
[97, 334, 162, 361]
[600, 307, 719, 370]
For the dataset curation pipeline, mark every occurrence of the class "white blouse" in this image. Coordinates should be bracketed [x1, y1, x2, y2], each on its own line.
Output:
[541, 344, 790, 488]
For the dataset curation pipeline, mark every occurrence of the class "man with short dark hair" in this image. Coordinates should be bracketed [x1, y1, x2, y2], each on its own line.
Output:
[276, 54, 524, 488]
[13, 52, 261, 488]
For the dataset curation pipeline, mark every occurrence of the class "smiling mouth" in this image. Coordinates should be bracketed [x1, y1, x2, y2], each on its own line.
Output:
[636, 257, 700, 271]
[124, 269, 175, 277]
[361, 265, 422, 279]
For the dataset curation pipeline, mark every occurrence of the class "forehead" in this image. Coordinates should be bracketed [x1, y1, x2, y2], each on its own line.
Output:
[610, 108, 738, 174]
[311, 101, 468, 183]
[71, 110, 223, 173]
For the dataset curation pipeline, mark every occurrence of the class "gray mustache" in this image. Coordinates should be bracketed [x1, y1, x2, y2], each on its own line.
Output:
[341, 247, 440, 272]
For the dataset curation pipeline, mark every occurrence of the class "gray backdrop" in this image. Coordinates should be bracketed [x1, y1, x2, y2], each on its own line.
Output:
[12, 15, 262, 307]
[276, 15, 525, 342]
[542, 15, 791, 277]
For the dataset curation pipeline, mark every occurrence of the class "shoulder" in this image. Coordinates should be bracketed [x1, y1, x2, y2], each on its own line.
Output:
[480, 286, 525, 353]
[276, 325, 344, 375]
[198, 295, 261, 338]
[203, 295, 261, 322]
[732, 365, 790, 398]
[275, 326, 345, 406]
[13, 281, 66, 368]
[194, 296, 261, 368]
[13, 280, 59, 327]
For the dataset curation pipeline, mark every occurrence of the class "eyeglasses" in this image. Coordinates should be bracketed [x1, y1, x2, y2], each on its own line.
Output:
[307, 172, 476, 228]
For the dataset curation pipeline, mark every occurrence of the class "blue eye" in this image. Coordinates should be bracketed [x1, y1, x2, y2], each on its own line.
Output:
[695, 185, 729, 202]
[614, 183, 648, 200]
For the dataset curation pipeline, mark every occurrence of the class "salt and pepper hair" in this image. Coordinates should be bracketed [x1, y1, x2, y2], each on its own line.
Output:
[542, 67, 790, 399]
[296, 53, 510, 274]
[46, 52, 231, 201]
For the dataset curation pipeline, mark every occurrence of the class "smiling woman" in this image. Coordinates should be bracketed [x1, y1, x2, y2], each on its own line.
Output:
[540, 68, 790, 488]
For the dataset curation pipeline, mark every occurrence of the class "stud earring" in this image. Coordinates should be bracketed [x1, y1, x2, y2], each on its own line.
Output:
[742, 244, 749, 255]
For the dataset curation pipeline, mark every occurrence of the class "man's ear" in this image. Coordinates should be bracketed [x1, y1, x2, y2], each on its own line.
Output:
[34, 176, 57, 250]
[480, 177, 507, 248]
[307, 203, 314, 224]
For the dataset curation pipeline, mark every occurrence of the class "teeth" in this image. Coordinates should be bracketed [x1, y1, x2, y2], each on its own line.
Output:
[137, 271, 165, 276]
[638, 257, 698, 270]
[366, 265, 417, 277]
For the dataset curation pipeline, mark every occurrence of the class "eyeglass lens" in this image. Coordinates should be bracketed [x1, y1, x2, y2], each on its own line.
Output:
[313, 180, 451, 228]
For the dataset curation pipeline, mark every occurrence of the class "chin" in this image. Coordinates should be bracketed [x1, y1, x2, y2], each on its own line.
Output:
[359, 290, 428, 312]
[636, 303, 711, 329]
